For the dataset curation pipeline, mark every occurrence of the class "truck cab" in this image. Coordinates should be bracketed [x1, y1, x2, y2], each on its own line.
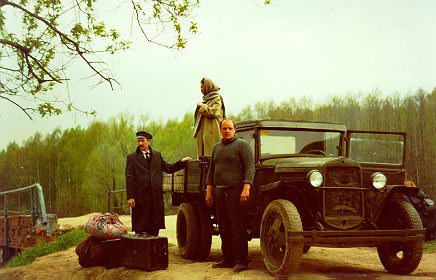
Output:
[165, 119, 424, 277]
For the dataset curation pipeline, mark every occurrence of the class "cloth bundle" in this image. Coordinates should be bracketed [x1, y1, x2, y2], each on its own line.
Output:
[84, 212, 127, 239]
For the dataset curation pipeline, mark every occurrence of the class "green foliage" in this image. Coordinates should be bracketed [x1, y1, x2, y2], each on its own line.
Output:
[1, 89, 435, 216]
[82, 114, 136, 213]
[37, 102, 62, 117]
[144, 113, 196, 161]
[4, 228, 89, 268]
[0, 0, 199, 118]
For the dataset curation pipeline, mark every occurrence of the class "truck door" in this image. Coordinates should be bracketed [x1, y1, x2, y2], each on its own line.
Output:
[345, 130, 407, 187]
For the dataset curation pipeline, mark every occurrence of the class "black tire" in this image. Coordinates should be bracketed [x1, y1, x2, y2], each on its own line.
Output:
[176, 202, 199, 259]
[377, 200, 424, 275]
[260, 199, 304, 277]
[193, 200, 212, 260]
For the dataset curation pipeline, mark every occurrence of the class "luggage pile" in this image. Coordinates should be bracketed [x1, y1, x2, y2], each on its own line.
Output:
[75, 213, 168, 271]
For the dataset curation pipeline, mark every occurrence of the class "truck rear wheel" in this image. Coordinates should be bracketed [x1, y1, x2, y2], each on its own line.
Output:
[377, 200, 424, 275]
[260, 199, 303, 277]
[176, 202, 199, 259]
[193, 200, 212, 260]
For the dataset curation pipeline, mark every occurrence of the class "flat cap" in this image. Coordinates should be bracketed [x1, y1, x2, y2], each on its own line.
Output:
[136, 131, 152, 139]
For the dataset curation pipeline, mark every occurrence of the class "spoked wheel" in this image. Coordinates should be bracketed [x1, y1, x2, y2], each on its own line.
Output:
[260, 199, 303, 277]
[176, 203, 199, 259]
[377, 200, 424, 275]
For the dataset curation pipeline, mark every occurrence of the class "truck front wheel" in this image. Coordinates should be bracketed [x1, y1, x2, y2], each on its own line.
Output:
[377, 200, 424, 275]
[260, 199, 304, 277]
[176, 202, 199, 259]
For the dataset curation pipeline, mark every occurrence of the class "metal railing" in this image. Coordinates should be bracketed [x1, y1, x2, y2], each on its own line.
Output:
[107, 189, 129, 213]
[0, 183, 51, 262]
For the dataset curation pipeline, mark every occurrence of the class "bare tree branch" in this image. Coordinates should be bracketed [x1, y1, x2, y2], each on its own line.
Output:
[0, 95, 33, 120]
[0, 39, 64, 84]
[0, 39, 30, 53]
[2, 0, 118, 89]
[131, 0, 174, 49]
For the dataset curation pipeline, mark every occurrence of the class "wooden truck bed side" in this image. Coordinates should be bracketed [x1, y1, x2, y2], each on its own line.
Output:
[162, 160, 205, 194]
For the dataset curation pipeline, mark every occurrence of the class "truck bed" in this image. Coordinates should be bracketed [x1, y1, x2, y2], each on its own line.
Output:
[162, 160, 205, 194]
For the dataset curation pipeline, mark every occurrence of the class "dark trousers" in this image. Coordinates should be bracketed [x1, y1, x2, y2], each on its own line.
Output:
[132, 188, 159, 236]
[132, 202, 159, 236]
[215, 186, 248, 265]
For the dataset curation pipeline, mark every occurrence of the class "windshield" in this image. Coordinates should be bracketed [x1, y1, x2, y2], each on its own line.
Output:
[348, 133, 404, 165]
[259, 129, 342, 158]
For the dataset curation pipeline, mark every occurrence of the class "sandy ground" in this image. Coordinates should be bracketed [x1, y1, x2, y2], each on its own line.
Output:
[0, 213, 435, 280]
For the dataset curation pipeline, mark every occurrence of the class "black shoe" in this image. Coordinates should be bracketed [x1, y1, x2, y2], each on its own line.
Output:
[212, 260, 235, 268]
[233, 264, 248, 273]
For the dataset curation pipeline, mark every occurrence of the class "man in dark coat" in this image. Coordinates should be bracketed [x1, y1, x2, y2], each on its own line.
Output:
[125, 131, 191, 236]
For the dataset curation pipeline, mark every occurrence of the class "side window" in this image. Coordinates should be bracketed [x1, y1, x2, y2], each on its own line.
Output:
[347, 132, 404, 165]
[236, 129, 255, 155]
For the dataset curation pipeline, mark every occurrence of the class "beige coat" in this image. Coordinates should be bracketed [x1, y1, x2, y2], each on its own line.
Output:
[194, 78, 225, 158]
[195, 95, 224, 157]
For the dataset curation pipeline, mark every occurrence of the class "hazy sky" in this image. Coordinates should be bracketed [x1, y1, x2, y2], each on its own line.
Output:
[1, 0, 435, 150]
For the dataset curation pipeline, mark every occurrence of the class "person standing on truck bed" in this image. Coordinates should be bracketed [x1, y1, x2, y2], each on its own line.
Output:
[205, 118, 255, 273]
[125, 131, 191, 236]
[193, 77, 226, 158]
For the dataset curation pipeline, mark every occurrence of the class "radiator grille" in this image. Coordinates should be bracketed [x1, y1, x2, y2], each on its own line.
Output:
[325, 167, 360, 188]
[325, 189, 363, 217]
[324, 167, 363, 228]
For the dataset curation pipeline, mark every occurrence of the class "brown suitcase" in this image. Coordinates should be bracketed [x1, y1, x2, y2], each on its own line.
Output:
[121, 234, 168, 271]
[102, 238, 123, 269]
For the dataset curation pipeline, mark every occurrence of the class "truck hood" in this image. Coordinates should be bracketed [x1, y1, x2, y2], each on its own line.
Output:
[268, 157, 359, 173]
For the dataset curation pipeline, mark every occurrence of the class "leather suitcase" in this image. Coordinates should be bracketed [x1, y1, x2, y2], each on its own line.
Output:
[121, 234, 168, 271]
[102, 238, 123, 269]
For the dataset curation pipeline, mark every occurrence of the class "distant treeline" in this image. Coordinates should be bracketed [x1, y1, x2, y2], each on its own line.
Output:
[0, 113, 197, 217]
[1, 88, 435, 217]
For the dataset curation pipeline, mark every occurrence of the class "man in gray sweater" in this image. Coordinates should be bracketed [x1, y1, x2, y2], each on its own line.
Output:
[205, 118, 255, 273]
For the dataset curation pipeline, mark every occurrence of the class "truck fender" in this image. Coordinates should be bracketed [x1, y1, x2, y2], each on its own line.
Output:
[375, 185, 421, 221]
[259, 181, 280, 193]
[384, 185, 421, 201]
[259, 181, 316, 229]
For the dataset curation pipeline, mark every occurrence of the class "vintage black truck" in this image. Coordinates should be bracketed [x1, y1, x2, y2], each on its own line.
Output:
[162, 119, 425, 277]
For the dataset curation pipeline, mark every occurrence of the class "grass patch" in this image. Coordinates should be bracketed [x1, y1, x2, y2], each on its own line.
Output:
[424, 240, 436, 253]
[4, 228, 89, 268]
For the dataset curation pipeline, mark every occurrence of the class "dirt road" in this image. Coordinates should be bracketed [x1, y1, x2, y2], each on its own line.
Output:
[0, 213, 435, 279]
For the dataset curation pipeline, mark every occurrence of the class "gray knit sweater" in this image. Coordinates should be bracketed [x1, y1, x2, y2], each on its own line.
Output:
[206, 136, 255, 187]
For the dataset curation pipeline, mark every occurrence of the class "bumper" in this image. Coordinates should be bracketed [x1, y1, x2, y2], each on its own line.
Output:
[288, 229, 425, 246]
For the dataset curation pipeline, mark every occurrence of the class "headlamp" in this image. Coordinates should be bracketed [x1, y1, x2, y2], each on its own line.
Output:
[371, 172, 387, 189]
[308, 170, 323, 187]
